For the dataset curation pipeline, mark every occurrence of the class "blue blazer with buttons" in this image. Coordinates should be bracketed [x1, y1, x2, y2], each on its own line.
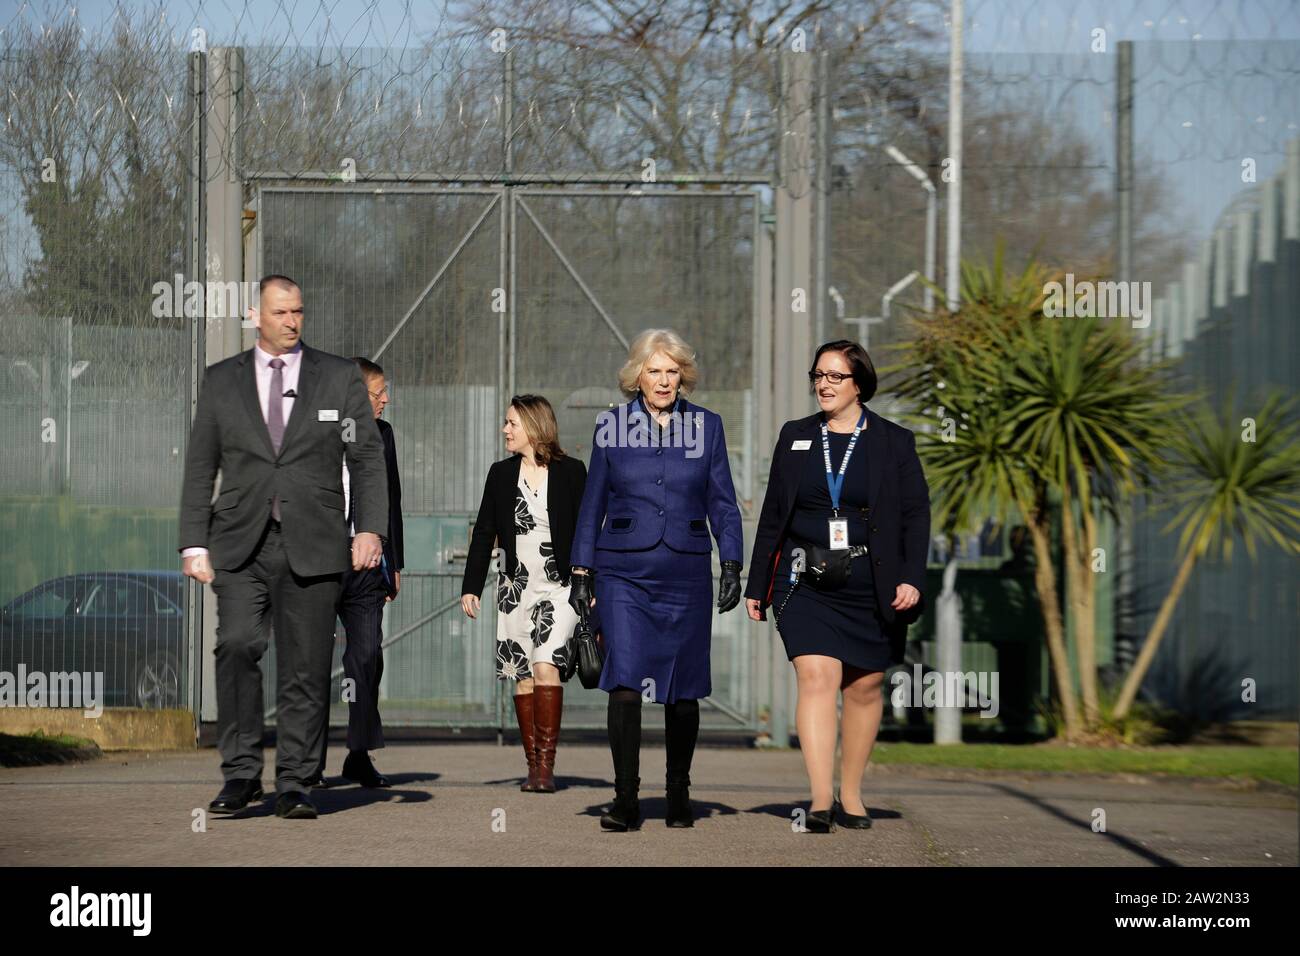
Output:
[572, 394, 744, 567]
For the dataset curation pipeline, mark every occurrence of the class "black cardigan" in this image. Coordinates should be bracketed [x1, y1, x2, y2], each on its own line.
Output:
[461, 453, 588, 597]
[744, 405, 931, 631]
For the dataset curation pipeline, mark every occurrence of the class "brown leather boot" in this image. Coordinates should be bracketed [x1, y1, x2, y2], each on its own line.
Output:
[532, 684, 563, 793]
[513, 692, 540, 792]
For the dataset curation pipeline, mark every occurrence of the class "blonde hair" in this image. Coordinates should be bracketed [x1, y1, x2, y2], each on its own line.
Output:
[617, 329, 700, 398]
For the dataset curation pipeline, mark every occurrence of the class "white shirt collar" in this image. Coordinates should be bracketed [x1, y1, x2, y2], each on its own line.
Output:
[254, 341, 303, 369]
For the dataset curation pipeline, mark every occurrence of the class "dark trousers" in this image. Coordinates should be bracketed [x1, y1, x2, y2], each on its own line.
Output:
[315, 563, 388, 776]
[211, 521, 341, 796]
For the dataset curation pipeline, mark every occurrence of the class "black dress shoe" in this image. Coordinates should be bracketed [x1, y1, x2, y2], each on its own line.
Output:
[209, 779, 264, 815]
[341, 751, 390, 788]
[835, 792, 873, 829]
[305, 772, 330, 789]
[804, 801, 837, 833]
[274, 792, 318, 819]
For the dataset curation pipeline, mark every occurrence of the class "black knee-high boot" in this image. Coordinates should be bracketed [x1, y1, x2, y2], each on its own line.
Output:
[601, 689, 642, 831]
[664, 698, 699, 828]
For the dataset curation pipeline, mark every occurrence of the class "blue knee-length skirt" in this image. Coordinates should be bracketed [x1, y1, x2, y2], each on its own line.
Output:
[593, 542, 712, 703]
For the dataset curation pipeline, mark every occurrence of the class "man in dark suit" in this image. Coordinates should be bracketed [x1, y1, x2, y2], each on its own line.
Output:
[311, 356, 404, 789]
[179, 275, 388, 820]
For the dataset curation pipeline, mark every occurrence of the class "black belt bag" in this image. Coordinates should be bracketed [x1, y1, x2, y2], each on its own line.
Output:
[789, 535, 866, 592]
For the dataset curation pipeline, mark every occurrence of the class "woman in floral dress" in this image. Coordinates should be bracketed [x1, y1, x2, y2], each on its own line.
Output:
[461, 395, 587, 793]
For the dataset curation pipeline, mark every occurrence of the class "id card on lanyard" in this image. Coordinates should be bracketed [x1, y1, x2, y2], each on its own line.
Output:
[822, 407, 866, 550]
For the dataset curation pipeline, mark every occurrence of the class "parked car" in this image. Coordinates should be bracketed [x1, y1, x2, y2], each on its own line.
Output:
[0, 571, 185, 709]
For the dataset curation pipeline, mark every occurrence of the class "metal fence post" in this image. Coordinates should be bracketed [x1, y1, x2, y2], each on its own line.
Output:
[769, 49, 814, 748]
[935, 0, 964, 745]
[775, 48, 814, 425]
[183, 49, 207, 730]
[815, 48, 830, 349]
[1114, 40, 1138, 672]
[944, 0, 964, 312]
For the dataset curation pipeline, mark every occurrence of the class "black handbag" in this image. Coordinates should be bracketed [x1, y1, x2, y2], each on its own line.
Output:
[791, 535, 853, 591]
[569, 604, 604, 689]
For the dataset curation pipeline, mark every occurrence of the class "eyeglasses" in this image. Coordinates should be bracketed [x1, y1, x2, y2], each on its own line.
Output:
[808, 371, 851, 385]
[368, 387, 390, 400]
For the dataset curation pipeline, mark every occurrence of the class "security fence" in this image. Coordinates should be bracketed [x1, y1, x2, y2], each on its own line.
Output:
[818, 12, 1300, 720]
[1, 1, 1297, 743]
[253, 182, 765, 730]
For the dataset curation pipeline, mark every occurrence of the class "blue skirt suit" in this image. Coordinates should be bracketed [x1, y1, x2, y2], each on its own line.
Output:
[571, 393, 745, 703]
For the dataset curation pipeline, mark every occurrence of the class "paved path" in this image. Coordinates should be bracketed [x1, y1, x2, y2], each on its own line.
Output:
[1, 744, 1294, 866]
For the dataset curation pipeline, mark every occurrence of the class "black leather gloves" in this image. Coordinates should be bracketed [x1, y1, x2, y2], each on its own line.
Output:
[568, 567, 594, 616]
[717, 560, 742, 613]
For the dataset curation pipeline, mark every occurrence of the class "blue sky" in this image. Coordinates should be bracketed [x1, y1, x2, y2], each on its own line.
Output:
[6, 0, 1297, 50]
[1, 0, 1296, 264]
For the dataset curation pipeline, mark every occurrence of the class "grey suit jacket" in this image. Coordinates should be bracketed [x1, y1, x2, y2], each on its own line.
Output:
[178, 343, 389, 577]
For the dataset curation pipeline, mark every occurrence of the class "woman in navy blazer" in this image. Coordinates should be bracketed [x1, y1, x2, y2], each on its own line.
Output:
[570, 329, 745, 831]
[745, 340, 930, 832]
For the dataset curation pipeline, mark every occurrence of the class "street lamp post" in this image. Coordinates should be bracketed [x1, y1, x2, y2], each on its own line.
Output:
[884, 145, 937, 313]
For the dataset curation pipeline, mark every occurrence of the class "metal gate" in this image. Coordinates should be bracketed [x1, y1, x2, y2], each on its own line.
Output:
[251, 181, 766, 733]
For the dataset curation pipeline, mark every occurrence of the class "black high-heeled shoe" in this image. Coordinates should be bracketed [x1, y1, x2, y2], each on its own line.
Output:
[805, 799, 837, 833]
[835, 791, 873, 829]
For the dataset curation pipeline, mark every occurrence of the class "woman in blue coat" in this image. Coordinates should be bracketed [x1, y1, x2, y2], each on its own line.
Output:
[569, 329, 745, 831]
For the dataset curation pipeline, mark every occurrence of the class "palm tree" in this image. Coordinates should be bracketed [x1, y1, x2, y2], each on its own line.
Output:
[887, 247, 1187, 739]
[887, 251, 1085, 735]
[998, 309, 1186, 724]
[1113, 392, 1300, 718]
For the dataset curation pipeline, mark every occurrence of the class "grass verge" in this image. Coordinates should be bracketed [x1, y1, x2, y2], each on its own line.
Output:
[871, 742, 1298, 788]
[0, 731, 102, 768]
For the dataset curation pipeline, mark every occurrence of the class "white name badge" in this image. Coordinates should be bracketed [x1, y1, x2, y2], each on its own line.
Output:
[828, 518, 849, 550]
[318, 409, 339, 421]
[791, 439, 812, 450]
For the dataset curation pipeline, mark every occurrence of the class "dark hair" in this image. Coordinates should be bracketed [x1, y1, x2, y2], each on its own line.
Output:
[810, 340, 877, 402]
[509, 394, 566, 466]
[351, 357, 384, 381]
[259, 274, 300, 296]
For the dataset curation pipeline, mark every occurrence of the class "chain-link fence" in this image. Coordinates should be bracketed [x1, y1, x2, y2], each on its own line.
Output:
[819, 3, 1299, 721]
[0, 9, 195, 711]
[2, 0, 1296, 733]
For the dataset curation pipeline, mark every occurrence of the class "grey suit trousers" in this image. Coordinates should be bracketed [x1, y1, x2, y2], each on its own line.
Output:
[211, 519, 342, 795]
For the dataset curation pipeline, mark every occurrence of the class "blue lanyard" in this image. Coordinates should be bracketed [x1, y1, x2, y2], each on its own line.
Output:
[820, 407, 866, 515]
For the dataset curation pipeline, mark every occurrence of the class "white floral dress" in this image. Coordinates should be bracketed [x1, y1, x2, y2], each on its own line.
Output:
[494, 470, 578, 680]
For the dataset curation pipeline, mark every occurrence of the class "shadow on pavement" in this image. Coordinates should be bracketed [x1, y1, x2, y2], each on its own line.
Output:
[745, 802, 902, 820]
[986, 782, 1181, 867]
[576, 798, 739, 823]
[312, 787, 434, 814]
[482, 774, 612, 789]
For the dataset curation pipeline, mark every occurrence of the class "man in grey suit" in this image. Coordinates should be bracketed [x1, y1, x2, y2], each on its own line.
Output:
[179, 274, 389, 820]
